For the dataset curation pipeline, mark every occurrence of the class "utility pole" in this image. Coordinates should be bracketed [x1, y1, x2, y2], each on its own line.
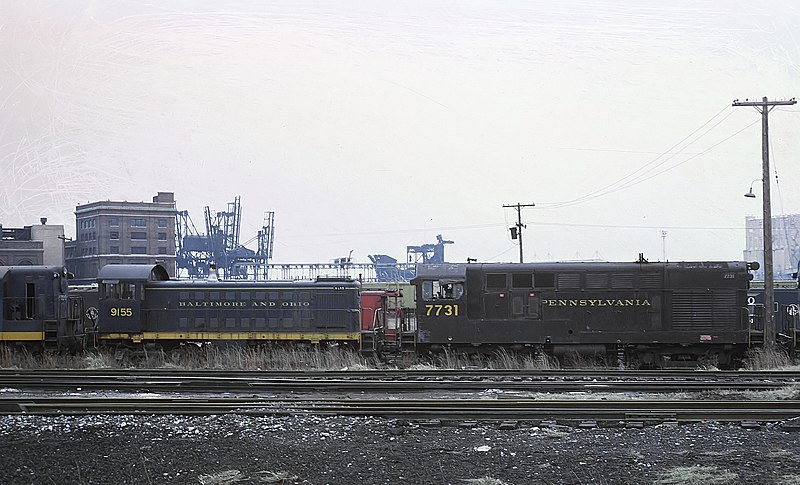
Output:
[733, 96, 797, 348]
[503, 203, 535, 263]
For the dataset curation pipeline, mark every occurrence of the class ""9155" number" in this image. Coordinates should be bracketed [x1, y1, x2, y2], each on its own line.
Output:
[110, 307, 133, 317]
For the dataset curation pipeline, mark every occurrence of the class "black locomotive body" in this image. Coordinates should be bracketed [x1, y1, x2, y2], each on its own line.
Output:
[413, 261, 757, 367]
[95, 264, 362, 348]
[0, 266, 84, 351]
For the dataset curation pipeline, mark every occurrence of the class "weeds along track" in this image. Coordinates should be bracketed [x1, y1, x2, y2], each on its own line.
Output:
[2, 396, 800, 425]
[1, 369, 800, 393]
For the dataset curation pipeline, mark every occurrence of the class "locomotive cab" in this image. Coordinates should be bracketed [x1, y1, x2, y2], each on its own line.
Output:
[412, 264, 469, 347]
[97, 264, 169, 336]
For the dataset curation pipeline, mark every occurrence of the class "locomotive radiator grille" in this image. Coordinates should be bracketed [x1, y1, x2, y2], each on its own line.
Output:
[670, 291, 739, 331]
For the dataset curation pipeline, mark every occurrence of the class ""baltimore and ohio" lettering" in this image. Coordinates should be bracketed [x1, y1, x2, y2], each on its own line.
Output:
[542, 299, 651, 307]
[178, 301, 311, 308]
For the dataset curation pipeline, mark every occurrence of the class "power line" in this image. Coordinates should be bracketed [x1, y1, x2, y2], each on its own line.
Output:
[538, 105, 745, 209]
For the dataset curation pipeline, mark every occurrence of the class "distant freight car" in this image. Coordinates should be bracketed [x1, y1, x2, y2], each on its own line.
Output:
[412, 260, 760, 368]
[94, 264, 362, 350]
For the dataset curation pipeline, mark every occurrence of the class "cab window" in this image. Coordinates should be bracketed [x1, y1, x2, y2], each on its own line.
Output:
[101, 282, 136, 299]
[422, 280, 464, 301]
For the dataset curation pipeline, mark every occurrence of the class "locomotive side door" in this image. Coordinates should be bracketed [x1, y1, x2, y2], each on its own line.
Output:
[99, 280, 141, 333]
[483, 272, 509, 319]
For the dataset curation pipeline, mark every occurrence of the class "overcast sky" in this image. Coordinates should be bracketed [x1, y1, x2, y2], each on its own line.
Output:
[1, 0, 798, 265]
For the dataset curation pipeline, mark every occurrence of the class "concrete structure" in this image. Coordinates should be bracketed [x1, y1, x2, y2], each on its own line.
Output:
[66, 192, 177, 281]
[743, 214, 800, 281]
[0, 219, 66, 266]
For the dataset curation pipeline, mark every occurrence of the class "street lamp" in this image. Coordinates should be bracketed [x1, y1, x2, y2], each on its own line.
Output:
[744, 178, 760, 199]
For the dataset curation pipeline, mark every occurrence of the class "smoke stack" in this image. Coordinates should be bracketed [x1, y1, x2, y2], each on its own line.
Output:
[209, 263, 218, 281]
[40, 217, 47, 225]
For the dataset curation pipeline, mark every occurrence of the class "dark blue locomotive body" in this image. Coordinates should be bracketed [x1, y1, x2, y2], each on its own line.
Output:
[412, 261, 758, 367]
[0, 266, 84, 350]
[94, 264, 362, 347]
[747, 286, 799, 341]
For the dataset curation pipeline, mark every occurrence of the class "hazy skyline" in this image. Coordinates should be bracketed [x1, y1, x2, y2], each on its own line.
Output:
[1, 1, 798, 265]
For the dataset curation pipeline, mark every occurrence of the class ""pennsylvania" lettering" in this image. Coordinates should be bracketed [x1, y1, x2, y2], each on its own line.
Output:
[542, 299, 651, 307]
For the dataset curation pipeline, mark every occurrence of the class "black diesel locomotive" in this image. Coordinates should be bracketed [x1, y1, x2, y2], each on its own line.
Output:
[412, 260, 770, 367]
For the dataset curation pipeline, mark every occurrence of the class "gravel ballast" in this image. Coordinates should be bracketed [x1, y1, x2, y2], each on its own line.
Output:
[2, 414, 800, 484]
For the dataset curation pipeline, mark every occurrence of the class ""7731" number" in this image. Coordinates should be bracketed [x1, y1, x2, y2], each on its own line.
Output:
[425, 304, 459, 316]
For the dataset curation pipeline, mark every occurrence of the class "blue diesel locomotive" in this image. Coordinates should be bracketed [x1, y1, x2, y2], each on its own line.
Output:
[0, 266, 84, 351]
[93, 264, 362, 349]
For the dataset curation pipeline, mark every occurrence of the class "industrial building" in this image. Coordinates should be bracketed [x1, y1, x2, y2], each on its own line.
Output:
[0, 219, 66, 266]
[65, 192, 178, 281]
[743, 214, 800, 281]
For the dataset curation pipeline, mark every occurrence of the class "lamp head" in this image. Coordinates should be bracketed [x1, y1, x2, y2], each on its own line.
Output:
[744, 178, 761, 198]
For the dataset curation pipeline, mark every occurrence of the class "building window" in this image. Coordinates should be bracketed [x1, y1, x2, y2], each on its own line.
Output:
[110, 231, 119, 240]
[158, 218, 167, 228]
[158, 247, 167, 254]
[131, 232, 147, 240]
[131, 246, 147, 254]
[109, 218, 119, 227]
[158, 232, 167, 241]
[131, 219, 146, 227]
[110, 246, 120, 253]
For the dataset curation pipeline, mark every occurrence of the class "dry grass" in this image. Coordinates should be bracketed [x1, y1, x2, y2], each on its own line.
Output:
[742, 347, 794, 370]
[0, 345, 87, 369]
[428, 348, 561, 370]
[5, 342, 798, 372]
[0, 344, 380, 371]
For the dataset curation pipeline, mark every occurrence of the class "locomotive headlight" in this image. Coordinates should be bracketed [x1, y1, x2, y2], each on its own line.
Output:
[448, 336, 453, 341]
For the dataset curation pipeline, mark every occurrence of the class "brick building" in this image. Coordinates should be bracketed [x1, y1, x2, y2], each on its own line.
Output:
[66, 192, 177, 281]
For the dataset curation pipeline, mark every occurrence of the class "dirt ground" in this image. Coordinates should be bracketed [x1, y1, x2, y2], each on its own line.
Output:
[1, 413, 800, 484]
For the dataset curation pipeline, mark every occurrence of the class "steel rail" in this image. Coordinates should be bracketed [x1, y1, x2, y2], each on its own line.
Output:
[1, 369, 798, 393]
[2, 369, 799, 380]
[1, 396, 799, 423]
[0, 375, 793, 393]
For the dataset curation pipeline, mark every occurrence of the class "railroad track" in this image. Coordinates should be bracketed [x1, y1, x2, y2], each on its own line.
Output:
[2, 396, 799, 424]
[0, 369, 798, 393]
